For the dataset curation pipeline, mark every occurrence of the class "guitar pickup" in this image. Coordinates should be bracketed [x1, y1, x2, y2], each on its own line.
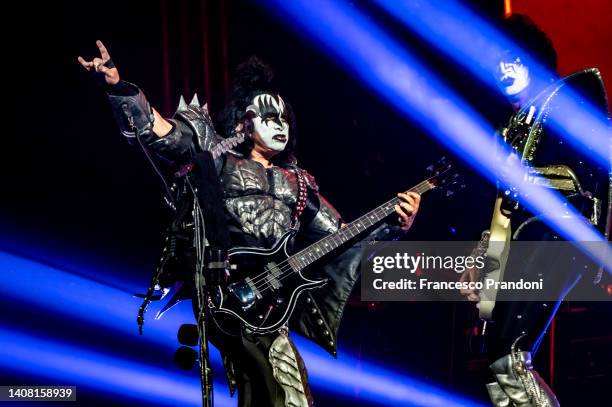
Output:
[244, 277, 262, 300]
[264, 262, 283, 290]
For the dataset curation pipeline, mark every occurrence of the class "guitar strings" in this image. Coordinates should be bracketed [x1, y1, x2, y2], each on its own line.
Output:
[251, 196, 431, 297]
[248, 181, 433, 293]
[245, 194, 405, 291]
[246, 181, 433, 295]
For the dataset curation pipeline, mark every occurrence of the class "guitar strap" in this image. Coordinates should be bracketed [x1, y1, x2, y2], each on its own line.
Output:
[291, 168, 309, 230]
[190, 151, 232, 250]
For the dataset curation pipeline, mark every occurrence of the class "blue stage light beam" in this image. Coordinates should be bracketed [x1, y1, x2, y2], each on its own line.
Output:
[262, 0, 611, 271]
[371, 0, 611, 168]
[0, 249, 227, 374]
[0, 250, 189, 348]
[0, 328, 233, 407]
[292, 335, 486, 407]
[0, 249, 488, 405]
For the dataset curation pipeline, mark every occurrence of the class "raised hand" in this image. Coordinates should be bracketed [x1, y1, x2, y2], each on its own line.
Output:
[77, 40, 120, 85]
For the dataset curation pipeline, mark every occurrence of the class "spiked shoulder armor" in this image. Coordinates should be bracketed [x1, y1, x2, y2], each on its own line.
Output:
[172, 95, 246, 166]
[107, 82, 246, 166]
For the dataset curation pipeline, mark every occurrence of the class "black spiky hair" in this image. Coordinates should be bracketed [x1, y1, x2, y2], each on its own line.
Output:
[218, 56, 297, 166]
[502, 14, 558, 72]
[232, 56, 277, 101]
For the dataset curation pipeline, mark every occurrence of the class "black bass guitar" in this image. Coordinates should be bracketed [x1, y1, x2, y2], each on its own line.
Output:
[210, 159, 460, 334]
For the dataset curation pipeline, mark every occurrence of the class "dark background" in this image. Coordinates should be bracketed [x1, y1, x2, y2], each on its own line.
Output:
[3, 1, 610, 406]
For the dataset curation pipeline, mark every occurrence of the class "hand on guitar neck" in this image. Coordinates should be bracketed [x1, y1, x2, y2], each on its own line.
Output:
[395, 191, 421, 232]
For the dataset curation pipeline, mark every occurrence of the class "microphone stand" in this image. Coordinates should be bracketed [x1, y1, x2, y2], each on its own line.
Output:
[127, 107, 217, 406]
[191, 183, 214, 407]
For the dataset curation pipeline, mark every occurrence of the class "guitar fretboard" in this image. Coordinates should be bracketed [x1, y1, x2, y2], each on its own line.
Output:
[288, 180, 434, 271]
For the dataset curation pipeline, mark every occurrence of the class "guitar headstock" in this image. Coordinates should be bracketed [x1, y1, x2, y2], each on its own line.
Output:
[426, 157, 465, 197]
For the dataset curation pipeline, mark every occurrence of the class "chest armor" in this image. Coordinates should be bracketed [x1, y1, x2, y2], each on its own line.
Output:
[220, 155, 299, 246]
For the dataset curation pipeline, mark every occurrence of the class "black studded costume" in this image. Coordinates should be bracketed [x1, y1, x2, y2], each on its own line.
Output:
[105, 75, 401, 406]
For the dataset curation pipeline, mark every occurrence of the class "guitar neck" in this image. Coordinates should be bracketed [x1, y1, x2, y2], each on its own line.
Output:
[289, 179, 435, 271]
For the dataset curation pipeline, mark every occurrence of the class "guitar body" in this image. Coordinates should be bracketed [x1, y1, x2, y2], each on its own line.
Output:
[210, 231, 327, 334]
[479, 197, 512, 321]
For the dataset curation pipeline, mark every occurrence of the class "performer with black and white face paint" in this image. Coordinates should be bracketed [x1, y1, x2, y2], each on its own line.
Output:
[247, 94, 290, 152]
[78, 48, 421, 406]
[497, 53, 531, 100]
[460, 15, 610, 407]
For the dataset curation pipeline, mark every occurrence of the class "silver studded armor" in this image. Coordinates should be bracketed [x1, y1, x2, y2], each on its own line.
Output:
[222, 155, 305, 246]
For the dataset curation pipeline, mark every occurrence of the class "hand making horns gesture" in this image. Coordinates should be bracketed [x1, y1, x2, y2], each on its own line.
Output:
[77, 40, 174, 137]
[77, 40, 120, 86]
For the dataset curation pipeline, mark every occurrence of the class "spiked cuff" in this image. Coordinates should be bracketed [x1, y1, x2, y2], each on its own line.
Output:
[107, 80, 155, 141]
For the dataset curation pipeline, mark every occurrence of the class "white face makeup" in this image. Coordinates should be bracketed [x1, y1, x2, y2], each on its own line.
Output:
[498, 56, 531, 96]
[246, 94, 289, 152]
